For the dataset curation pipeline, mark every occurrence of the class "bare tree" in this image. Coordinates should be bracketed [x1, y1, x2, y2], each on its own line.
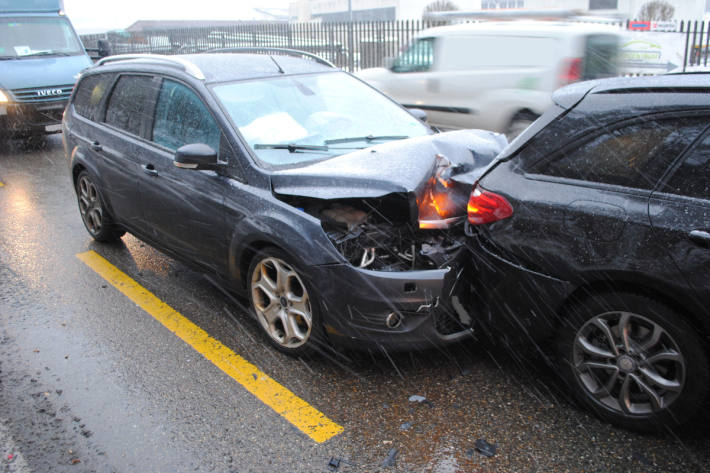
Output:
[637, 0, 675, 21]
[423, 0, 458, 20]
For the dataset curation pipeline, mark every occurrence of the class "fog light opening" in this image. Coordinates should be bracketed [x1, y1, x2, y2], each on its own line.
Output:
[385, 312, 403, 329]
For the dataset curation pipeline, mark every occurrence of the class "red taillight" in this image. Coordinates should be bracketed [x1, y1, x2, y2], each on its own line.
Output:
[558, 57, 582, 86]
[467, 185, 513, 225]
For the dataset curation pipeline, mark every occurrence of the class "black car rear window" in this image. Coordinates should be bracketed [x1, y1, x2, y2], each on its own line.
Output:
[104, 75, 155, 136]
[73, 74, 110, 121]
[532, 116, 708, 190]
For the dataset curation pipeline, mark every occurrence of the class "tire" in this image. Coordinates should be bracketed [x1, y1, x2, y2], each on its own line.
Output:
[556, 292, 710, 432]
[505, 111, 538, 140]
[247, 248, 325, 356]
[75, 170, 125, 242]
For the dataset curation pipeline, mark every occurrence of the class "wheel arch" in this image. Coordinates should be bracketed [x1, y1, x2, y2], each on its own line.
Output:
[557, 273, 710, 345]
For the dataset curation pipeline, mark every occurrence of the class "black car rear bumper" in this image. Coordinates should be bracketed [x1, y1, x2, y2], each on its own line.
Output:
[311, 256, 475, 351]
[468, 237, 573, 343]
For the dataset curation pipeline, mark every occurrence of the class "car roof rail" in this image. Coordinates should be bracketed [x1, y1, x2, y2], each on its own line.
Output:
[207, 47, 336, 68]
[94, 54, 206, 80]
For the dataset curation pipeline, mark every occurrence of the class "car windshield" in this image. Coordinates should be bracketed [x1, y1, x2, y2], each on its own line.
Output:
[212, 71, 430, 166]
[0, 16, 85, 58]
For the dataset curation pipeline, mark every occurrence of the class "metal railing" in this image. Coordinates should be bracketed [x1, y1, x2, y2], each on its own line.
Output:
[80, 18, 710, 73]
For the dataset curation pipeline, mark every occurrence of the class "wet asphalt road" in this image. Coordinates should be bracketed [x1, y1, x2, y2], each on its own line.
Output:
[1, 135, 710, 473]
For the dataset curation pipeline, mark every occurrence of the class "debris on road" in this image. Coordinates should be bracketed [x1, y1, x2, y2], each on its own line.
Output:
[474, 439, 497, 458]
[327, 457, 341, 471]
[400, 422, 412, 431]
[382, 448, 398, 467]
[408, 395, 426, 403]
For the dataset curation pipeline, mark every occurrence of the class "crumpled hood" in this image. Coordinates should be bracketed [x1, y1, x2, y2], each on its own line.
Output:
[270, 129, 507, 201]
[0, 54, 91, 91]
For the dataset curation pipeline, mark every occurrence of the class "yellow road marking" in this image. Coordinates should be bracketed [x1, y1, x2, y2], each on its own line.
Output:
[76, 250, 343, 443]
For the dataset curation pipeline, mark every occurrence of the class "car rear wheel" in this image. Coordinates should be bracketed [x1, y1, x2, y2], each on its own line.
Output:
[248, 248, 324, 356]
[556, 292, 709, 432]
[76, 171, 125, 242]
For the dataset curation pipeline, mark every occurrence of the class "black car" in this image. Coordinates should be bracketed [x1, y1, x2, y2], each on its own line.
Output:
[62, 51, 507, 356]
[465, 74, 710, 431]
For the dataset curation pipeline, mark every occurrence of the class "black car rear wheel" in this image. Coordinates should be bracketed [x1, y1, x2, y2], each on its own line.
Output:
[76, 171, 125, 242]
[556, 292, 709, 432]
[248, 248, 324, 356]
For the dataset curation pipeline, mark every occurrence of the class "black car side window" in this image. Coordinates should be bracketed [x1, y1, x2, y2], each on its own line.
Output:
[663, 134, 710, 200]
[104, 75, 155, 136]
[152, 79, 221, 154]
[73, 74, 109, 121]
[536, 117, 707, 190]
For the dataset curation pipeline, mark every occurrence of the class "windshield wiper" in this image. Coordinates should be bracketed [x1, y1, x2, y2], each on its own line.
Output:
[324, 134, 409, 145]
[0, 56, 18, 60]
[24, 51, 72, 57]
[253, 143, 329, 153]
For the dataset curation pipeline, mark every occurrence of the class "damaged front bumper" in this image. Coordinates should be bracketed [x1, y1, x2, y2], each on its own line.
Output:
[310, 249, 475, 351]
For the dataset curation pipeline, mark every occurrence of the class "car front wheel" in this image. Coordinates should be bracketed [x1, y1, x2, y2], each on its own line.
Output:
[556, 292, 709, 432]
[248, 248, 324, 356]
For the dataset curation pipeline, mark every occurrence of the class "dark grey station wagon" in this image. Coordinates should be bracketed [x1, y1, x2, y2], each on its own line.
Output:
[63, 51, 506, 355]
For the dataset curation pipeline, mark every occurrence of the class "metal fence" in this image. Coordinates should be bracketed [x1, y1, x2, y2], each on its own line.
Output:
[81, 20, 448, 71]
[80, 18, 710, 73]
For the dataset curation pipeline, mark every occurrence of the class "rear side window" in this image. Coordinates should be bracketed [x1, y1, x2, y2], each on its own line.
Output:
[662, 133, 710, 199]
[151, 79, 220, 152]
[533, 117, 708, 190]
[73, 74, 110, 121]
[104, 75, 156, 136]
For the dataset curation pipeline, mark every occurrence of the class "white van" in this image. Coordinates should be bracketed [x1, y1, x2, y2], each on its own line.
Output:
[357, 21, 621, 136]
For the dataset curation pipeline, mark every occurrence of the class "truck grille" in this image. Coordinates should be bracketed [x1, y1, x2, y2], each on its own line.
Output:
[10, 84, 74, 103]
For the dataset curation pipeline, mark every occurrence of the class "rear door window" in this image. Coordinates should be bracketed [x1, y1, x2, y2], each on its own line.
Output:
[73, 74, 110, 121]
[104, 75, 156, 136]
[533, 117, 708, 190]
[151, 79, 221, 153]
[661, 133, 710, 199]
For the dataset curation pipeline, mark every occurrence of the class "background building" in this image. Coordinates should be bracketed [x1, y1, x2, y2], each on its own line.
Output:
[289, 0, 710, 22]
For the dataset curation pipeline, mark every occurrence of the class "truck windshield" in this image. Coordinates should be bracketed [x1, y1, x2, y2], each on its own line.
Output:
[0, 16, 84, 58]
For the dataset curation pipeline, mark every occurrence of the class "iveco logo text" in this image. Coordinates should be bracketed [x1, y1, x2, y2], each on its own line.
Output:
[37, 89, 63, 97]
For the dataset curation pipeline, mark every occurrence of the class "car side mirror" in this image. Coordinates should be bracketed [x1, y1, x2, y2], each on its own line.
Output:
[174, 143, 218, 170]
[408, 108, 427, 123]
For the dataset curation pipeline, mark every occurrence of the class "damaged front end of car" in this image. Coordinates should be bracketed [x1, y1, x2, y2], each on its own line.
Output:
[271, 130, 506, 349]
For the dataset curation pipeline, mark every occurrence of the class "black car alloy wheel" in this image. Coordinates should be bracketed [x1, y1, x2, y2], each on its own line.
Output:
[557, 292, 710, 431]
[75, 170, 124, 242]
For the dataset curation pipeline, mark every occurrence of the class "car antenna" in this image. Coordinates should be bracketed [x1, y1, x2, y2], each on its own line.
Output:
[269, 55, 285, 74]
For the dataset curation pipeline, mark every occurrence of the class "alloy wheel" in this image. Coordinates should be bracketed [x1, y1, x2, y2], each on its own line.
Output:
[251, 257, 312, 349]
[572, 311, 685, 416]
[77, 174, 103, 236]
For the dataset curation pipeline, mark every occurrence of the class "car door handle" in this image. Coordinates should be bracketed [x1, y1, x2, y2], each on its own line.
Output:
[689, 230, 710, 247]
[142, 164, 158, 176]
[90, 141, 102, 152]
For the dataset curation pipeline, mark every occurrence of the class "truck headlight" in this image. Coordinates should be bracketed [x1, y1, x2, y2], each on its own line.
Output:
[0, 90, 8, 103]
